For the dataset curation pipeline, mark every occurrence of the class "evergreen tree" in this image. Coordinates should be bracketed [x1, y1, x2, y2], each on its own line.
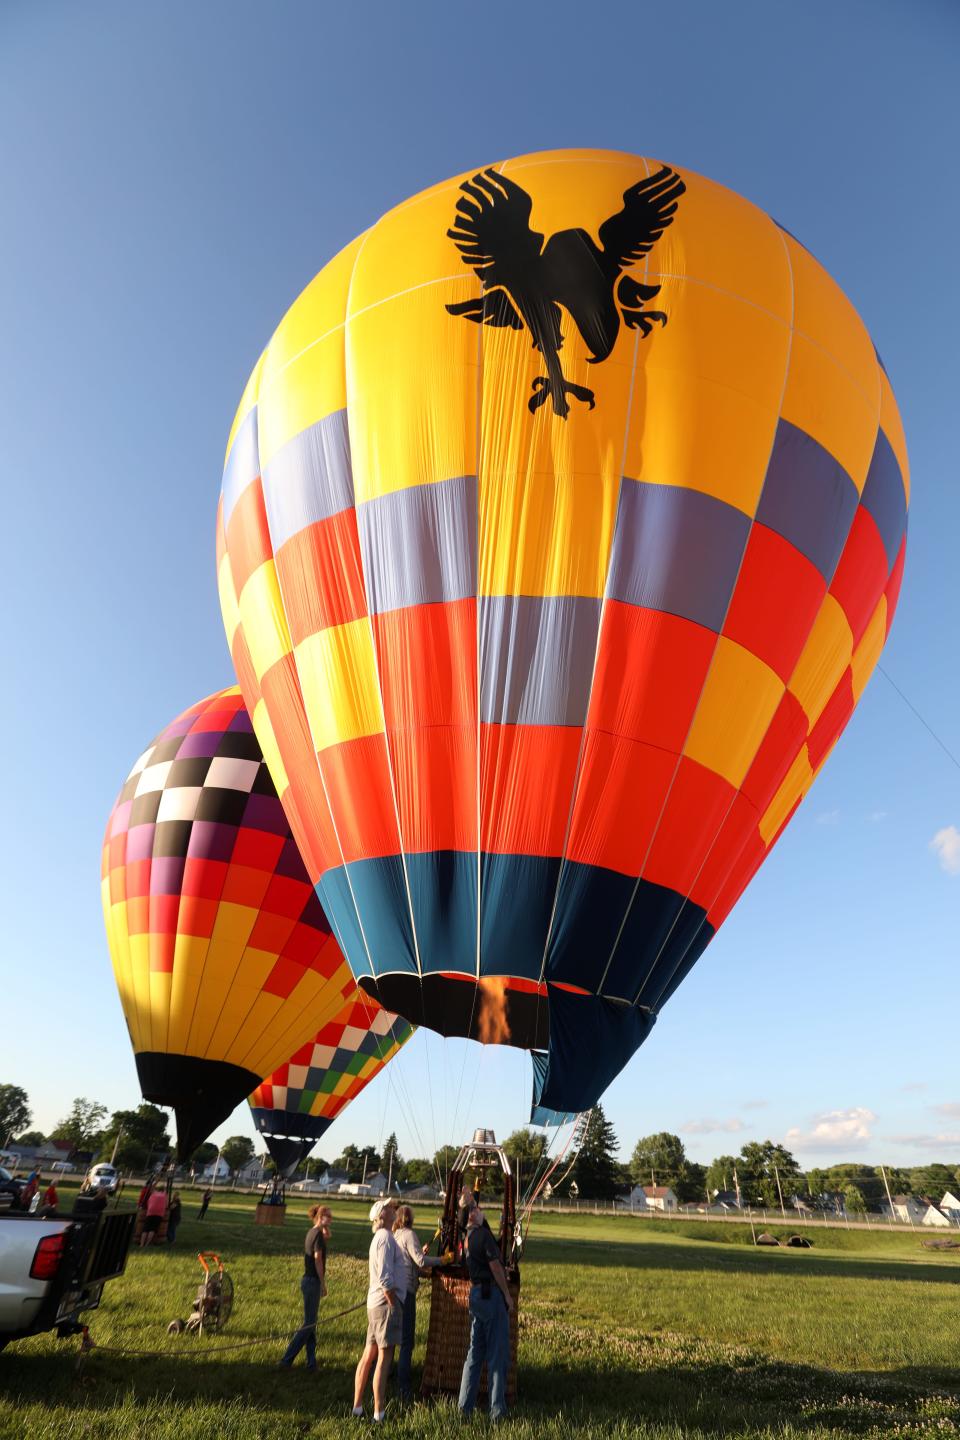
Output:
[572, 1106, 621, 1200]
[382, 1133, 403, 1183]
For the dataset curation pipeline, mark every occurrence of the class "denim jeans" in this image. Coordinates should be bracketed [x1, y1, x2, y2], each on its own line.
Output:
[458, 1285, 509, 1420]
[396, 1289, 417, 1398]
[281, 1275, 321, 1368]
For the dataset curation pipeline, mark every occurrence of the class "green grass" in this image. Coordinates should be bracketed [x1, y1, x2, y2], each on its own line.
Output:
[2, 1189, 959, 1438]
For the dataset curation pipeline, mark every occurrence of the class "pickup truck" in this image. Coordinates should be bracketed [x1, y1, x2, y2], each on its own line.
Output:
[0, 1190, 136, 1351]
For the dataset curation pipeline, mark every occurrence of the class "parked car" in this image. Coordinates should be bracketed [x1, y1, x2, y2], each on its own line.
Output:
[0, 1168, 25, 1210]
[50, 1162, 76, 1175]
[85, 1164, 119, 1195]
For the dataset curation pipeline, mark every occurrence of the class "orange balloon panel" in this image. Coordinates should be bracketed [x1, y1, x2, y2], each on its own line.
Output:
[217, 151, 908, 1115]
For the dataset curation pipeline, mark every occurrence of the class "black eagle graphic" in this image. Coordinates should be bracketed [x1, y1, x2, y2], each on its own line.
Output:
[445, 164, 685, 418]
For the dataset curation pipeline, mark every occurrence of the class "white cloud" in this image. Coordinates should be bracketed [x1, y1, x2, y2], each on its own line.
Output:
[816, 809, 841, 826]
[742, 1099, 768, 1111]
[933, 1101, 960, 1117]
[681, 1117, 745, 1136]
[869, 810, 888, 823]
[785, 1107, 876, 1152]
[930, 826, 960, 875]
[901, 1081, 927, 1093]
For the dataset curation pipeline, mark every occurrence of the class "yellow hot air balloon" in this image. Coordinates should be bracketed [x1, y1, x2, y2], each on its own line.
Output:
[101, 687, 357, 1154]
[216, 150, 908, 1115]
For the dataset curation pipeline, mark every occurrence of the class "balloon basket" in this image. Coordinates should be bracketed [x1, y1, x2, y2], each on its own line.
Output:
[420, 1268, 519, 1404]
[134, 1210, 168, 1242]
[254, 1202, 286, 1226]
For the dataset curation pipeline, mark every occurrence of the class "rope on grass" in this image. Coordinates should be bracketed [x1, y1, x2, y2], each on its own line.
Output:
[76, 1297, 368, 1365]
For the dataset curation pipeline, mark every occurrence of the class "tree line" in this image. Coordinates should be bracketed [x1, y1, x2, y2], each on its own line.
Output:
[5, 1082, 959, 1204]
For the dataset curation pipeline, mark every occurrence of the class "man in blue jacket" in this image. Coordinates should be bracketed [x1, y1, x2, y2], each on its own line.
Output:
[458, 1191, 514, 1422]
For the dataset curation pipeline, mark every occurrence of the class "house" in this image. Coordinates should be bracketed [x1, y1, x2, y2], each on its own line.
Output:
[237, 1158, 268, 1185]
[628, 1185, 678, 1212]
[399, 1183, 443, 1202]
[709, 1190, 741, 1212]
[882, 1194, 926, 1224]
[199, 1157, 231, 1182]
[315, 1167, 350, 1192]
[365, 1171, 389, 1196]
[2, 1139, 74, 1171]
[920, 1200, 951, 1227]
[940, 1191, 960, 1220]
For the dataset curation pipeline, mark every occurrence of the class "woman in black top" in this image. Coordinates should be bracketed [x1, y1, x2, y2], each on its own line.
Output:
[279, 1204, 332, 1372]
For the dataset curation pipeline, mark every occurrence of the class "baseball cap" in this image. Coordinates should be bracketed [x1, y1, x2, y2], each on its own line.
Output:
[369, 1198, 395, 1222]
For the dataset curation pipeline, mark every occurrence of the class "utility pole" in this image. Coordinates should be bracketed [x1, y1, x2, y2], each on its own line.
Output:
[387, 1144, 394, 1194]
[880, 1164, 896, 1221]
[110, 1125, 125, 1166]
[733, 1165, 741, 1208]
[774, 1163, 786, 1218]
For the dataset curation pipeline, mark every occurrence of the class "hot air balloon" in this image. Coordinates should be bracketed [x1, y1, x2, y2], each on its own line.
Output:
[101, 687, 358, 1155]
[249, 992, 413, 1177]
[216, 149, 908, 1116]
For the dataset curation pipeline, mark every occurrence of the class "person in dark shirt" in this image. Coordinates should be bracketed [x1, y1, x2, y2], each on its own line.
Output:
[197, 1187, 213, 1220]
[166, 1191, 182, 1243]
[458, 1193, 513, 1422]
[278, 1204, 331, 1372]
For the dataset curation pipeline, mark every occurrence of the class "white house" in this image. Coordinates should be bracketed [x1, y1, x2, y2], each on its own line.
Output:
[921, 1202, 951, 1227]
[940, 1191, 960, 1220]
[628, 1184, 678, 1211]
[882, 1194, 926, 1224]
[315, 1167, 349, 1192]
[237, 1158, 268, 1185]
[199, 1157, 231, 1182]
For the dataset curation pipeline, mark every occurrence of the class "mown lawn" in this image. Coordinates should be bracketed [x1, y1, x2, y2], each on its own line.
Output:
[2, 1190, 959, 1438]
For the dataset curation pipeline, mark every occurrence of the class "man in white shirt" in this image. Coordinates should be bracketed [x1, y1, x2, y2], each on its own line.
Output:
[353, 1199, 405, 1422]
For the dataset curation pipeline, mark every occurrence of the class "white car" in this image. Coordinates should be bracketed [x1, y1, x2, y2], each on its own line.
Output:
[85, 1164, 119, 1195]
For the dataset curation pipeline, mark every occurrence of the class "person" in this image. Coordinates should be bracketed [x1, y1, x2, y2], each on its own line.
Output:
[141, 1182, 168, 1246]
[353, 1199, 404, 1422]
[40, 1178, 59, 1214]
[197, 1187, 213, 1220]
[20, 1172, 39, 1211]
[458, 1192, 513, 1423]
[137, 1179, 154, 1211]
[391, 1204, 448, 1402]
[278, 1204, 332, 1372]
[166, 1190, 182, 1244]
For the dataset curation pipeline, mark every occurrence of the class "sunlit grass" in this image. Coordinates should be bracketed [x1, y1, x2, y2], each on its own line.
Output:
[2, 1191, 959, 1437]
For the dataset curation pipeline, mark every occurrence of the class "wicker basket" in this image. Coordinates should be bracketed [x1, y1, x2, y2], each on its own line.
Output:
[254, 1202, 286, 1226]
[421, 1269, 519, 1404]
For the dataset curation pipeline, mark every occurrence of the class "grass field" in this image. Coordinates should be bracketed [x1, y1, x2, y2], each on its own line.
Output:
[2, 1188, 959, 1438]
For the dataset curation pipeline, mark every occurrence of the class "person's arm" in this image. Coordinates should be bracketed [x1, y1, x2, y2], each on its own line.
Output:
[489, 1255, 513, 1312]
[313, 1240, 325, 1285]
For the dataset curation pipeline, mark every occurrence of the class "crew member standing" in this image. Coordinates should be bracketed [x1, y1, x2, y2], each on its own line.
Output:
[279, 1203, 331, 1371]
[458, 1194, 513, 1423]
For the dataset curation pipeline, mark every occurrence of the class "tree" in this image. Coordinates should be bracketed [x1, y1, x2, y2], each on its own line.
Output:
[221, 1136, 255, 1175]
[0, 1085, 32, 1142]
[191, 1141, 219, 1168]
[382, 1133, 403, 1183]
[735, 1141, 802, 1209]
[503, 1128, 547, 1189]
[909, 1164, 956, 1198]
[15, 1131, 46, 1147]
[843, 1183, 866, 1214]
[706, 1154, 740, 1198]
[50, 1097, 108, 1154]
[98, 1105, 171, 1171]
[571, 1106, 621, 1200]
[403, 1158, 437, 1187]
[335, 1144, 363, 1181]
[433, 1145, 460, 1179]
[630, 1132, 705, 1203]
[358, 1145, 381, 1179]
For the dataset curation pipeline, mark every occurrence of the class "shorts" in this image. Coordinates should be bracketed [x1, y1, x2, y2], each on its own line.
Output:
[144, 1214, 162, 1233]
[366, 1298, 403, 1348]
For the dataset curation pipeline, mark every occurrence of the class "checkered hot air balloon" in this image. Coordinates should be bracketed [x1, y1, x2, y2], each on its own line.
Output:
[248, 993, 412, 1177]
[216, 149, 908, 1116]
[101, 688, 360, 1156]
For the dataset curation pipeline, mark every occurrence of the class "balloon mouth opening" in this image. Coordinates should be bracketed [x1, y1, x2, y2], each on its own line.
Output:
[134, 1052, 261, 1160]
[358, 972, 549, 1051]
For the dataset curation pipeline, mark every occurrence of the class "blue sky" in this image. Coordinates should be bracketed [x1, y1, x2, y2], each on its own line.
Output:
[2, 0, 958, 1172]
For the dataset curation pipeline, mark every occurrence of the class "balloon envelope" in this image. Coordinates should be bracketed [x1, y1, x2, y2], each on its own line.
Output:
[249, 991, 412, 1177]
[102, 688, 357, 1155]
[217, 149, 908, 1114]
